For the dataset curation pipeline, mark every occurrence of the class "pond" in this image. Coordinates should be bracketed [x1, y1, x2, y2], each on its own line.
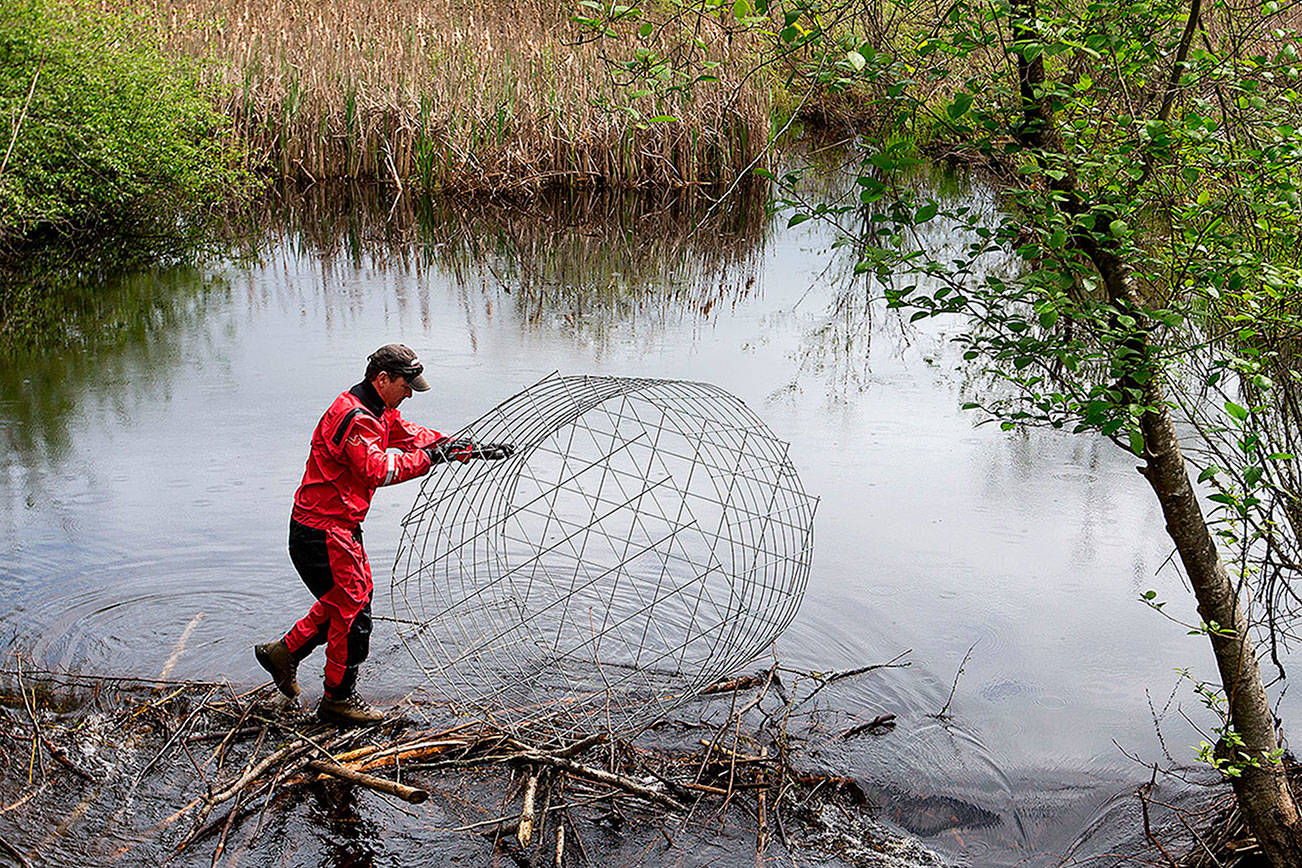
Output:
[0, 177, 1282, 865]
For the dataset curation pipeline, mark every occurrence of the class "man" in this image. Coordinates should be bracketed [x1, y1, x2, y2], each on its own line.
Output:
[254, 344, 512, 724]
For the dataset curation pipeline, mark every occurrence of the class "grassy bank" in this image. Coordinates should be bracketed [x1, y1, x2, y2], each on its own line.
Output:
[143, 0, 773, 191]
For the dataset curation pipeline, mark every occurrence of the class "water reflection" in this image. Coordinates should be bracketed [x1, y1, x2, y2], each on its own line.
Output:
[240, 182, 770, 346]
[0, 262, 229, 463]
[0, 175, 1229, 866]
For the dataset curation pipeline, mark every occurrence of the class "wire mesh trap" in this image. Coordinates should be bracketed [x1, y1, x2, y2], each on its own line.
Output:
[392, 374, 816, 738]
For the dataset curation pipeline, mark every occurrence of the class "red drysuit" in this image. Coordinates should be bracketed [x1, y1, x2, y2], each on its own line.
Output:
[282, 380, 443, 694]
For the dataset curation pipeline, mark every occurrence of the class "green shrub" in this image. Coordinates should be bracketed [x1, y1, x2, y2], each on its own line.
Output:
[0, 0, 247, 245]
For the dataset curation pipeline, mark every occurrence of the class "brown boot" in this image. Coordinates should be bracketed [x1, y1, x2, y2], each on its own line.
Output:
[317, 690, 385, 725]
[254, 640, 300, 698]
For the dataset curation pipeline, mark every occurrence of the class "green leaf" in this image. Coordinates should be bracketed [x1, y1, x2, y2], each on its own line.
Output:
[787, 213, 810, 228]
[732, 0, 752, 18]
[1225, 401, 1249, 422]
[1197, 465, 1220, 483]
[638, 21, 653, 37]
[914, 202, 938, 223]
[947, 91, 973, 119]
[1128, 427, 1145, 456]
[647, 115, 679, 123]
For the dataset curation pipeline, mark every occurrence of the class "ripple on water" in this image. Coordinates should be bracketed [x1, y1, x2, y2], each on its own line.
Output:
[818, 715, 1029, 859]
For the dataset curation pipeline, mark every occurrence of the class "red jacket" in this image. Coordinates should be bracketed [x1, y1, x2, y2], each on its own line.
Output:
[292, 381, 442, 530]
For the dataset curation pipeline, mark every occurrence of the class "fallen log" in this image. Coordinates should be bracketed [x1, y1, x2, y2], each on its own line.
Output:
[306, 759, 429, 804]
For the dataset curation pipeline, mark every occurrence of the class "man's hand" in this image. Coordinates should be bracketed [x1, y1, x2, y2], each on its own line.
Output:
[470, 443, 515, 461]
[424, 438, 474, 465]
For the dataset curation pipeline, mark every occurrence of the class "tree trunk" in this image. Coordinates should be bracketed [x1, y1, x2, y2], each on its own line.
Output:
[1138, 379, 1302, 863]
[1006, 0, 1302, 859]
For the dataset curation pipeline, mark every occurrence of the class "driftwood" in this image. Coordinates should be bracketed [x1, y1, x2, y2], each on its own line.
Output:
[0, 649, 928, 867]
[306, 759, 429, 804]
[839, 713, 897, 739]
[508, 749, 687, 812]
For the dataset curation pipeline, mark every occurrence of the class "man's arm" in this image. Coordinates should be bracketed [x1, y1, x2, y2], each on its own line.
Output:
[339, 415, 431, 486]
[387, 414, 441, 452]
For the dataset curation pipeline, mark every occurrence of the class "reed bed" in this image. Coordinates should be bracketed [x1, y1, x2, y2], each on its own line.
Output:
[127, 0, 772, 191]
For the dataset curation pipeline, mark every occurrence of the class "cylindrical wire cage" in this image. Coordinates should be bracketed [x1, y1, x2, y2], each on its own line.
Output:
[392, 374, 816, 738]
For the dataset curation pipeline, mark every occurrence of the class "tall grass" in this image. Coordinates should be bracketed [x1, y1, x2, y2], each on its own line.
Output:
[137, 0, 773, 190]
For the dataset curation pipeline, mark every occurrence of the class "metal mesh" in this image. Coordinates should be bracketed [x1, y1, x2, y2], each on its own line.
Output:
[391, 374, 816, 738]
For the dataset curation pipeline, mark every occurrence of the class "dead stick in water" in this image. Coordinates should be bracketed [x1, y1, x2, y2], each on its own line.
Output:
[531, 771, 553, 862]
[38, 733, 96, 782]
[509, 750, 686, 812]
[755, 746, 769, 865]
[210, 788, 243, 868]
[794, 651, 911, 710]
[702, 673, 765, 694]
[454, 791, 622, 833]
[839, 714, 897, 739]
[306, 760, 429, 804]
[208, 738, 305, 807]
[352, 740, 466, 772]
[517, 769, 539, 848]
[159, 612, 205, 681]
[15, 657, 46, 782]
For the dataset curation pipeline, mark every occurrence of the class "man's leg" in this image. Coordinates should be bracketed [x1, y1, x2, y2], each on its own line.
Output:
[255, 519, 333, 698]
[283, 520, 335, 662]
[314, 527, 384, 724]
[316, 526, 371, 694]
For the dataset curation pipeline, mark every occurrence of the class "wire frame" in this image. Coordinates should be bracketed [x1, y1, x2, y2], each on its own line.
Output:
[391, 374, 816, 739]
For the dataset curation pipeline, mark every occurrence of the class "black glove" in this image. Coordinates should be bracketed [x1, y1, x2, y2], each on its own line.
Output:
[424, 438, 474, 465]
[470, 442, 515, 461]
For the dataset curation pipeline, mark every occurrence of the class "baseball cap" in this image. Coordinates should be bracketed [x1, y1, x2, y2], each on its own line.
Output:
[368, 344, 431, 391]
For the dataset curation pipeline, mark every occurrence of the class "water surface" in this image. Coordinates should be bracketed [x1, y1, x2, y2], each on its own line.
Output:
[0, 181, 1280, 865]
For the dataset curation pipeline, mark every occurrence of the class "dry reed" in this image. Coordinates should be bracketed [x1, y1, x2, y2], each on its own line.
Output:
[123, 0, 773, 191]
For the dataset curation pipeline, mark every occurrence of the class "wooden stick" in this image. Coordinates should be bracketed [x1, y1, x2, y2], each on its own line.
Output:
[15, 658, 46, 782]
[210, 789, 243, 868]
[755, 747, 769, 864]
[517, 771, 539, 848]
[353, 740, 466, 772]
[531, 772, 552, 862]
[838, 713, 896, 739]
[210, 739, 305, 807]
[701, 673, 765, 694]
[159, 612, 205, 681]
[306, 760, 429, 804]
[509, 750, 686, 812]
[37, 733, 96, 782]
[453, 791, 621, 833]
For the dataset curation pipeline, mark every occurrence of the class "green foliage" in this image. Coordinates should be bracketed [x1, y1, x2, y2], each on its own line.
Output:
[1180, 670, 1288, 778]
[736, 0, 1301, 483]
[691, 0, 1302, 789]
[0, 0, 248, 245]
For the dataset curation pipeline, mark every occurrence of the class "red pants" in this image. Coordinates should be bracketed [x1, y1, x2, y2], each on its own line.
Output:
[282, 519, 373, 697]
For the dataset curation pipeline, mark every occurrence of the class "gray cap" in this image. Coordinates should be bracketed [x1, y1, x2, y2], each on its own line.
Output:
[368, 344, 431, 391]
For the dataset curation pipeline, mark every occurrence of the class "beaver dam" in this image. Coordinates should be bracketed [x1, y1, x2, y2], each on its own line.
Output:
[0, 657, 966, 867]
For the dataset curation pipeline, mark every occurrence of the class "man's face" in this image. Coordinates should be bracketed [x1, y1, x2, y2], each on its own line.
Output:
[374, 371, 414, 409]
